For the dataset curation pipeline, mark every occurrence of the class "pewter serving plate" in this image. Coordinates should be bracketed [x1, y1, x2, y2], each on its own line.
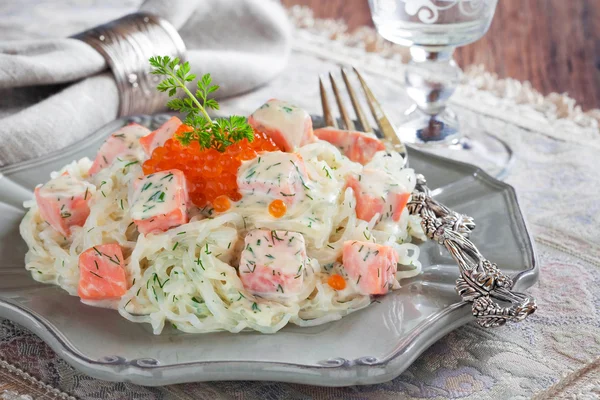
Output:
[0, 114, 538, 387]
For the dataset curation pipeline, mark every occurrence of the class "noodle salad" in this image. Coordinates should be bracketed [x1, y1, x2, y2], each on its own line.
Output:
[20, 60, 425, 334]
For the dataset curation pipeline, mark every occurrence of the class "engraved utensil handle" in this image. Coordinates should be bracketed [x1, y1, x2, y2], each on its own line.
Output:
[408, 174, 537, 327]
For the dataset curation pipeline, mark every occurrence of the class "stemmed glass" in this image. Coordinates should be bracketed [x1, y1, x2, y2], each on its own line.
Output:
[368, 0, 512, 178]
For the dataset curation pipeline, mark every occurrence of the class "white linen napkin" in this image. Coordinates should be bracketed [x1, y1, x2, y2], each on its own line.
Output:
[0, 0, 291, 167]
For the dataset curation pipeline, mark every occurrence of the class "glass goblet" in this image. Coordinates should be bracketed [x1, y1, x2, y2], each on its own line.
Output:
[369, 0, 512, 178]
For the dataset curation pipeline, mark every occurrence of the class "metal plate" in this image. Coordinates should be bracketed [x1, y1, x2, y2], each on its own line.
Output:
[0, 114, 537, 386]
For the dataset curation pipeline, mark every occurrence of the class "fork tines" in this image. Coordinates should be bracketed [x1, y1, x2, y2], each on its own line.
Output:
[319, 67, 407, 160]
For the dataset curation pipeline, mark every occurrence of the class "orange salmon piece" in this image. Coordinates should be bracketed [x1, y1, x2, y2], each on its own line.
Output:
[89, 123, 150, 175]
[237, 152, 309, 207]
[129, 169, 189, 235]
[34, 174, 94, 237]
[314, 127, 385, 165]
[346, 171, 411, 223]
[78, 243, 128, 300]
[238, 229, 306, 297]
[139, 116, 183, 156]
[342, 241, 398, 295]
[248, 99, 314, 152]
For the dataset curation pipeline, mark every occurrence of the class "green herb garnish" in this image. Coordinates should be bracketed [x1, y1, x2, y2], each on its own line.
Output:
[89, 271, 103, 279]
[149, 56, 254, 152]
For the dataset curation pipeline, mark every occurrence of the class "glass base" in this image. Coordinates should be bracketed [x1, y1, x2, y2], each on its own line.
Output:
[397, 107, 514, 179]
[397, 105, 461, 145]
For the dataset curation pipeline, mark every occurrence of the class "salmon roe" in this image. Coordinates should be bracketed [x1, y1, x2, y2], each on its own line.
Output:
[212, 195, 231, 213]
[268, 199, 287, 218]
[327, 274, 346, 291]
[143, 126, 279, 207]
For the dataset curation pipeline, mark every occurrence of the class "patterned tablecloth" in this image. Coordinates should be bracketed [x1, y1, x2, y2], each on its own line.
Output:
[2, 3, 600, 400]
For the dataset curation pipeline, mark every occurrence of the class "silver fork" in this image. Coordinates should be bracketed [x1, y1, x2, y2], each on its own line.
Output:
[319, 68, 408, 165]
[320, 69, 536, 328]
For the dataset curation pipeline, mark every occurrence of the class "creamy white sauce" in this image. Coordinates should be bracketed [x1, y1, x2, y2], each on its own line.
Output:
[352, 151, 413, 227]
[36, 174, 96, 232]
[110, 124, 150, 149]
[240, 229, 307, 275]
[237, 151, 309, 206]
[238, 229, 308, 299]
[249, 99, 311, 150]
[129, 170, 184, 221]
[39, 174, 95, 199]
[92, 124, 149, 173]
[143, 117, 181, 154]
[233, 148, 345, 250]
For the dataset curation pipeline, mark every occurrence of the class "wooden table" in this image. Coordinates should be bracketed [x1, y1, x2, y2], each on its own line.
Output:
[282, 0, 600, 111]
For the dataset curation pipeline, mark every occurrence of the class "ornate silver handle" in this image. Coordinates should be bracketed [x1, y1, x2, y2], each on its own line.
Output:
[408, 174, 537, 328]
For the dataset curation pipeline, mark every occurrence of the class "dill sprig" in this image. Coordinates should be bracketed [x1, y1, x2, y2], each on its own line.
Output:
[149, 56, 254, 152]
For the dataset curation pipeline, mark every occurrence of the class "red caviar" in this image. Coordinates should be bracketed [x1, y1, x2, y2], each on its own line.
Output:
[268, 199, 287, 218]
[143, 126, 279, 207]
[213, 195, 231, 213]
[327, 274, 346, 291]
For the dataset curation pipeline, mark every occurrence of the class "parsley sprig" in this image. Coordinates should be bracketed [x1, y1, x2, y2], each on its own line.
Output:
[149, 56, 254, 152]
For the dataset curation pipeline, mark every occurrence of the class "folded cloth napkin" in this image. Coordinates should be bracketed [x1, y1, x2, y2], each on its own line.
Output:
[0, 0, 291, 167]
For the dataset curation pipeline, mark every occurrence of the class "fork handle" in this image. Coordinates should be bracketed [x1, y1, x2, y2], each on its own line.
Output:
[408, 174, 537, 328]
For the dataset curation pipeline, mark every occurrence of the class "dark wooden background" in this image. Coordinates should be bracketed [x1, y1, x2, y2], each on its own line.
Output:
[281, 0, 600, 110]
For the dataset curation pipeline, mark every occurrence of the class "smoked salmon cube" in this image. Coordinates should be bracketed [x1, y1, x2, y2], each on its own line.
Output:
[78, 244, 128, 300]
[342, 241, 398, 295]
[346, 170, 411, 223]
[34, 174, 95, 237]
[139, 116, 183, 156]
[237, 152, 310, 206]
[248, 99, 314, 152]
[129, 169, 189, 235]
[314, 127, 385, 165]
[238, 229, 307, 297]
[89, 123, 150, 175]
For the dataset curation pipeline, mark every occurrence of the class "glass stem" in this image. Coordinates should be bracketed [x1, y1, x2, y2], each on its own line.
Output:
[405, 46, 461, 117]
